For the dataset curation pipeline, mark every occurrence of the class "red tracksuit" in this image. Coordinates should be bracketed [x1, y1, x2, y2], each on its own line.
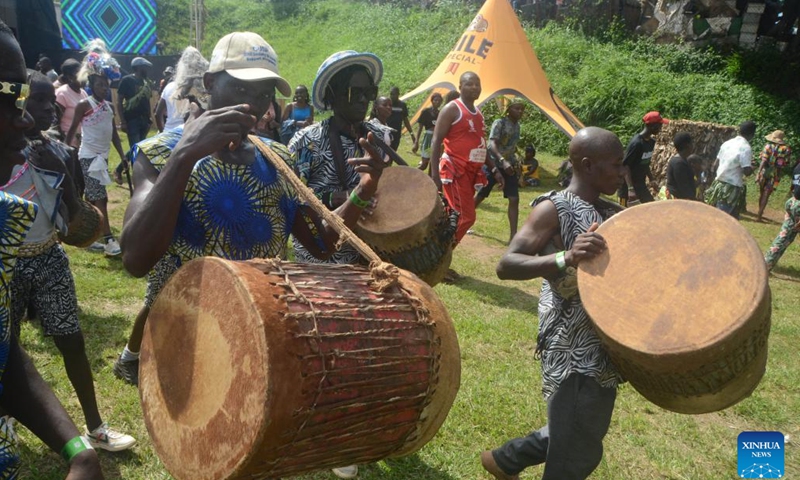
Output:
[439, 98, 487, 244]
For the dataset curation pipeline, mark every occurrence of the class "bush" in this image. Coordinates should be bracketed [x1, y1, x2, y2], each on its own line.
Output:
[517, 23, 800, 155]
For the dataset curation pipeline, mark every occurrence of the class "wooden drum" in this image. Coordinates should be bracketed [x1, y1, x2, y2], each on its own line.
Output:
[355, 166, 457, 286]
[58, 199, 104, 248]
[140, 257, 460, 480]
[577, 200, 770, 414]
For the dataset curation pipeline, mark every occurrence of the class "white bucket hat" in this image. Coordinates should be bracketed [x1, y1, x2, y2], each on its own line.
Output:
[208, 32, 291, 97]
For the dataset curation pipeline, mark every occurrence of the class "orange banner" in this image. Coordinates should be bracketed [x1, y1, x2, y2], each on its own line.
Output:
[403, 0, 583, 138]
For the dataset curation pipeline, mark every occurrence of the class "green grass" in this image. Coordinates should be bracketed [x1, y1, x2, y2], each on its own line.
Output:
[13, 135, 800, 479]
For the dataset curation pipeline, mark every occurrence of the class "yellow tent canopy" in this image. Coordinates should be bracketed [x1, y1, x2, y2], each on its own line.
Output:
[402, 0, 583, 138]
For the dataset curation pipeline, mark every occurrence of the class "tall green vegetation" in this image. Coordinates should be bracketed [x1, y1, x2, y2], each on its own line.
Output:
[522, 22, 800, 154]
[156, 0, 799, 155]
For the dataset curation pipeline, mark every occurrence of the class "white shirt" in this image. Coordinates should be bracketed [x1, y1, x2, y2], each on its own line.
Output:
[78, 97, 114, 159]
[715, 135, 752, 187]
[160, 82, 187, 131]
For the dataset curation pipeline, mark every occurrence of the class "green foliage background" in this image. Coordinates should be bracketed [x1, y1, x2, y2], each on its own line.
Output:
[156, 0, 800, 155]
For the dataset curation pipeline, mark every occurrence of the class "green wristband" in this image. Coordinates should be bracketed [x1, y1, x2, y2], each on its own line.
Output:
[61, 435, 93, 462]
[349, 190, 371, 209]
[555, 251, 567, 271]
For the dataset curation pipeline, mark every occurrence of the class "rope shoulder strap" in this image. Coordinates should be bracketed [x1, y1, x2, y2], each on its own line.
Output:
[248, 135, 399, 291]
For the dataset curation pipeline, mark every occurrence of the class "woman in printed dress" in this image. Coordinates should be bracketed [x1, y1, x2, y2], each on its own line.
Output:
[756, 130, 792, 222]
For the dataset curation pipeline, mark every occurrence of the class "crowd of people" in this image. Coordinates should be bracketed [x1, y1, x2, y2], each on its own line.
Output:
[0, 17, 797, 480]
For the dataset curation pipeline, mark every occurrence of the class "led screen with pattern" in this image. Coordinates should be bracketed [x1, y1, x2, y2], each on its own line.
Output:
[61, 0, 157, 54]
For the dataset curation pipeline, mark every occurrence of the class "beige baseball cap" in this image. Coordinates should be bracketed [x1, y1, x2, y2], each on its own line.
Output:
[208, 32, 291, 96]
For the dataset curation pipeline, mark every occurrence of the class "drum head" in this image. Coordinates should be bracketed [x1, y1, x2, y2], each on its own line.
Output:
[140, 257, 272, 480]
[578, 200, 769, 357]
[356, 166, 441, 237]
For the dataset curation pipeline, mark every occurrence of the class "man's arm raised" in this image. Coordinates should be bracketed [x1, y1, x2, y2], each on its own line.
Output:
[120, 103, 257, 276]
[497, 201, 606, 281]
[292, 134, 387, 259]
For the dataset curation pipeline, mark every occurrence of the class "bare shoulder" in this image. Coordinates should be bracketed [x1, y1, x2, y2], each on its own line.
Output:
[509, 198, 560, 255]
[526, 199, 559, 230]
[441, 101, 459, 116]
[434, 103, 459, 130]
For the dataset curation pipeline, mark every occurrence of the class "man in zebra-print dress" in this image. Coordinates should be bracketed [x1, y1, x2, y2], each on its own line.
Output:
[482, 127, 627, 480]
[290, 51, 393, 269]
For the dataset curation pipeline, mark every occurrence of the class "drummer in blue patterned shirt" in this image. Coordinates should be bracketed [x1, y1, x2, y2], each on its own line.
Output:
[112, 33, 387, 391]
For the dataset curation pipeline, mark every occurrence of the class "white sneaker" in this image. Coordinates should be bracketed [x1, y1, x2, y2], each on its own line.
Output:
[0, 415, 19, 445]
[104, 238, 122, 256]
[332, 465, 358, 479]
[88, 241, 105, 252]
[0, 416, 19, 471]
[85, 422, 136, 452]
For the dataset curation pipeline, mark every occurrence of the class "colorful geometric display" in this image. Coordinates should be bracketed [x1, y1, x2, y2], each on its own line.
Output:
[61, 0, 157, 54]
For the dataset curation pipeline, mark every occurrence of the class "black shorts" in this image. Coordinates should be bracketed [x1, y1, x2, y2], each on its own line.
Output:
[477, 165, 519, 199]
[11, 244, 79, 337]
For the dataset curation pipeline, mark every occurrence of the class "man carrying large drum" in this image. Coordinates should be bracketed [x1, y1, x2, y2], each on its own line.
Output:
[483, 125, 772, 480]
[483, 127, 627, 480]
[115, 34, 463, 480]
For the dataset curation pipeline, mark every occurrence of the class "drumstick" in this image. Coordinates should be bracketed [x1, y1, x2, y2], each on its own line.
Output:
[367, 135, 409, 167]
[248, 135, 400, 291]
[342, 127, 409, 167]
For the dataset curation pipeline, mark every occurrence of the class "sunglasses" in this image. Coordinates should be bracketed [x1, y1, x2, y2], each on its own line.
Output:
[347, 85, 379, 103]
[0, 80, 30, 115]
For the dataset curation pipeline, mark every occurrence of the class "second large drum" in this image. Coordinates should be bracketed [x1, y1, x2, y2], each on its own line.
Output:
[354, 166, 457, 286]
[577, 200, 771, 414]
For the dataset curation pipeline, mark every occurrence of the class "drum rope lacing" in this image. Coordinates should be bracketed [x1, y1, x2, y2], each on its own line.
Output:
[250, 135, 399, 292]
[248, 260, 440, 473]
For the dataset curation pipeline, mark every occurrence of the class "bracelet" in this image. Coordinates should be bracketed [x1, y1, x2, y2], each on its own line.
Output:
[61, 435, 94, 462]
[349, 189, 371, 209]
[555, 251, 567, 271]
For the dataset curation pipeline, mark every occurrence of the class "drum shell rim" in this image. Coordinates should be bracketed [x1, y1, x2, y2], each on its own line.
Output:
[577, 200, 770, 357]
[140, 257, 272, 480]
[628, 336, 768, 414]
